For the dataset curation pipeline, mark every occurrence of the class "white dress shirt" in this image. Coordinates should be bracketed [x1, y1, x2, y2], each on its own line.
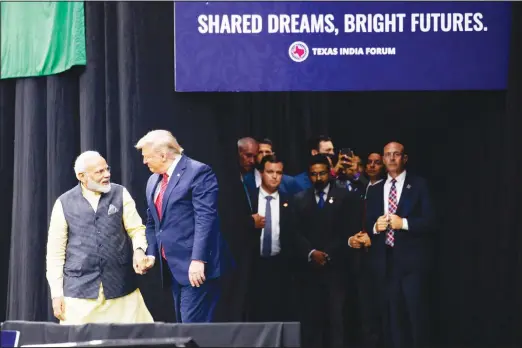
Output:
[258, 187, 281, 256]
[254, 169, 262, 188]
[315, 183, 330, 203]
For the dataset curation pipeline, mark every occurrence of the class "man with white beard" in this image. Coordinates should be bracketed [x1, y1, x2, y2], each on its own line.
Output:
[46, 151, 153, 324]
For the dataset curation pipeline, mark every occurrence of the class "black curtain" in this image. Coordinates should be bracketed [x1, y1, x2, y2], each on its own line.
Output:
[0, 1, 521, 346]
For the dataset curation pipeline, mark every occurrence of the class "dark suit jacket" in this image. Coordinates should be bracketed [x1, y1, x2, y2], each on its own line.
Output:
[248, 188, 296, 261]
[145, 155, 225, 286]
[335, 177, 367, 201]
[365, 172, 435, 278]
[293, 183, 362, 272]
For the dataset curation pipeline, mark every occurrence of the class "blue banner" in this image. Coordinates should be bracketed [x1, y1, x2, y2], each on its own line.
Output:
[174, 1, 511, 92]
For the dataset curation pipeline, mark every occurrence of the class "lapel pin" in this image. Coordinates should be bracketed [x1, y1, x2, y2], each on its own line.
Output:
[329, 197, 334, 204]
[283, 202, 288, 207]
[406, 184, 411, 189]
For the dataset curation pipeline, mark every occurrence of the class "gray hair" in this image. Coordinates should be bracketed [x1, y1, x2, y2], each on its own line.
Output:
[237, 137, 258, 151]
[74, 151, 103, 175]
[135, 129, 184, 155]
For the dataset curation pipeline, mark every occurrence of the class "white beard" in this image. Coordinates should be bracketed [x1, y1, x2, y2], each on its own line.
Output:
[86, 179, 111, 193]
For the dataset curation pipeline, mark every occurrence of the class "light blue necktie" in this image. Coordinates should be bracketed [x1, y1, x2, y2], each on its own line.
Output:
[262, 196, 273, 257]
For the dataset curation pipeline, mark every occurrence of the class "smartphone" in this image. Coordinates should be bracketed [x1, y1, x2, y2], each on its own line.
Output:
[340, 147, 354, 157]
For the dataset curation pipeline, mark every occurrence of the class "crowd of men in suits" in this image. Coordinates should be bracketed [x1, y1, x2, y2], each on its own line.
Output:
[237, 136, 436, 348]
[45, 129, 434, 348]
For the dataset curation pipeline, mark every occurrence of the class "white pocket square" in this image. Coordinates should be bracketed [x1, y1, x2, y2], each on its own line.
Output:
[108, 204, 119, 215]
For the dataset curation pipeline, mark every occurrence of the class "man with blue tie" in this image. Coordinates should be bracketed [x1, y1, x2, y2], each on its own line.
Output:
[135, 130, 225, 323]
[366, 142, 435, 348]
[246, 155, 297, 322]
[293, 154, 361, 348]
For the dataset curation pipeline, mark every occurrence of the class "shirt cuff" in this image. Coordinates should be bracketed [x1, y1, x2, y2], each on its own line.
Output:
[50, 287, 64, 299]
[308, 249, 316, 262]
[402, 218, 409, 230]
[348, 236, 354, 248]
[373, 223, 380, 234]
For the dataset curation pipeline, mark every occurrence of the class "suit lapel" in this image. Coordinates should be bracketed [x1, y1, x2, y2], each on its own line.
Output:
[396, 173, 412, 216]
[325, 185, 336, 208]
[279, 193, 291, 225]
[148, 174, 161, 224]
[323, 185, 339, 221]
[307, 188, 318, 211]
[161, 155, 188, 219]
[251, 187, 260, 214]
[279, 193, 290, 247]
[379, 181, 385, 214]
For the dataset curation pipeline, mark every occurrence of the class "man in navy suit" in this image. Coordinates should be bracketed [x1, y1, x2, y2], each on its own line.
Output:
[135, 130, 224, 323]
[366, 142, 435, 348]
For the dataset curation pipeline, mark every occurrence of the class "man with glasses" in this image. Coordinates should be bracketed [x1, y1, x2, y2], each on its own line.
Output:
[293, 154, 361, 348]
[46, 151, 153, 324]
[366, 142, 435, 348]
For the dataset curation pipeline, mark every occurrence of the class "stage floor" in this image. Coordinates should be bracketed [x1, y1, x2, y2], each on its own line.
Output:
[0, 320, 300, 347]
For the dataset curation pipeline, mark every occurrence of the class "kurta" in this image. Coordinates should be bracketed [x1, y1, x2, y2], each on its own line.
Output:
[46, 184, 153, 324]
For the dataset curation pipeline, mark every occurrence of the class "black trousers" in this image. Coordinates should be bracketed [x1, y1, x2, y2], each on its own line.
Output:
[357, 267, 382, 347]
[299, 267, 346, 348]
[382, 247, 431, 348]
[247, 254, 295, 322]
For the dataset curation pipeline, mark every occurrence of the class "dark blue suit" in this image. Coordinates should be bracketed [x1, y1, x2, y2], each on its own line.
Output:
[145, 155, 224, 323]
[243, 170, 300, 196]
[365, 173, 435, 348]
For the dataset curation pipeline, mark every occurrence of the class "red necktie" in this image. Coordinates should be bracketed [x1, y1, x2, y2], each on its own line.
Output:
[155, 173, 169, 259]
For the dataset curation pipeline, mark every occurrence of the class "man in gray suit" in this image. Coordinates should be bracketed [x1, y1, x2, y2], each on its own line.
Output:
[46, 151, 153, 324]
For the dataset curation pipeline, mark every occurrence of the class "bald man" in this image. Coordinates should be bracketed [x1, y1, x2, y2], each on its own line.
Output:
[365, 142, 435, 348]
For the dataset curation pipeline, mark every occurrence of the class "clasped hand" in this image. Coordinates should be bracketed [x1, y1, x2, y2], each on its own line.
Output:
[133, 249, 154, 275]
[349, 231, 371, 248]
[376, 214, 403, 232]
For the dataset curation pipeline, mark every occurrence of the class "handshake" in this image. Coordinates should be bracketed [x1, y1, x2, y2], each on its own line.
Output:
[133, 249, 155, 275]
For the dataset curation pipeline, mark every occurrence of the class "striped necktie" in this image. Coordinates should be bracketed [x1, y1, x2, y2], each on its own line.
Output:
[386, 179, 397, 247]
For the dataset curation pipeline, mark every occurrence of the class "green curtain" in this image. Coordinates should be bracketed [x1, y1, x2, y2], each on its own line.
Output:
[1, 2, 86, 79]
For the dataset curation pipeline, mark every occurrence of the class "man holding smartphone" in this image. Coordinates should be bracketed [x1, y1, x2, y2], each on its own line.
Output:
[334, 148, 368, 197]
